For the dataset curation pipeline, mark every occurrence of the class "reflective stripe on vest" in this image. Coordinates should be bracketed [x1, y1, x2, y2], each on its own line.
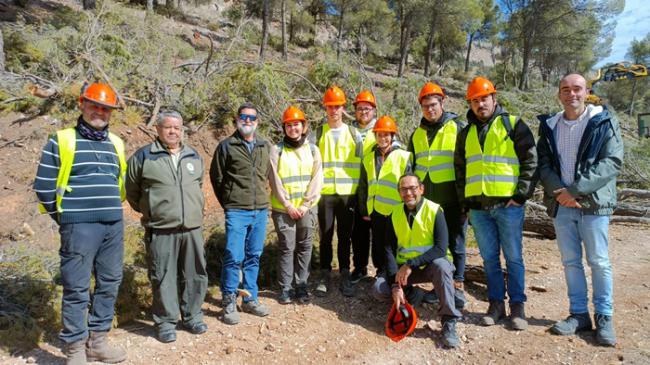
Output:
[391, 199, 439, 265]
[271, 143, 319, 211]
[464, 115, 519, 198]
[363, 149, 411, 216]
[38, 128, 127, 214]
[319, 124, 361, 195]
[412, 122, 457, 183]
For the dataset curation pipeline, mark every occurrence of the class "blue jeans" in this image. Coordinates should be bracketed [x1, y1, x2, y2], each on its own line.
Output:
[59, 221, 124, 343]
[222, 209, 268, 302]
[554, 206, 613, 315]
[469, 205, 526, 303]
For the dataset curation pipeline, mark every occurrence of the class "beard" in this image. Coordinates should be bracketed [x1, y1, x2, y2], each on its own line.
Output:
[237, 121, 256, 137]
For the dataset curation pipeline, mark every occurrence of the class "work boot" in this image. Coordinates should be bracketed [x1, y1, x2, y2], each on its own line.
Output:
[350, 269, 368, 284]
[242, 300, 271, 317]
[509, 302, 528, 331]
[278, 289, 292, 305]
[423, 289, 439, 305]
[481, 300, 506, 326]
[85, 331, 127, 363]
[64, 339, 87, 365]
[454, 281, 467, 310]
[222, 293, 240, 325]
[595, 313, 616, 347]
[405, 286, 425, 307]
[155, 329, 177, 343]
[339, 271, 355, 297]
[441, 316, 460, 348]
[295, 286, 311, 304]
[550, 313, 592, 336]
[315, 271, 331, 297]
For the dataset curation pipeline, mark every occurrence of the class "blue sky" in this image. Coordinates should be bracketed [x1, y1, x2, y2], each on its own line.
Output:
[596, 0, 650, 67]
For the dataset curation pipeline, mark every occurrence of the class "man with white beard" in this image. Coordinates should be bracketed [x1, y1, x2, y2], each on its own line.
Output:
[210, 102, 272, 325]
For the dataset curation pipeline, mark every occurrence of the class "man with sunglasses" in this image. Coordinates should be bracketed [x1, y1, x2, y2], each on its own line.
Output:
[210, 103, 272, 325]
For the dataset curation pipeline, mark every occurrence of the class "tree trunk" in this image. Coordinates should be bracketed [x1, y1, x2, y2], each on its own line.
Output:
[464, 32, 475, 73]
[166, 0, 174, 9]
[423, 17, 436, 77]
[83, 0, 96, 10]
[281, 0, 288, 61]
[519, 38, 531, 90]
[628, 78, 638, 115]
[397, 7, 412, 78]
[0, 28, 4, 72]
[146, 0, 153, 13]
[335, 2, 346, 61]
[259, 0, 270, 61]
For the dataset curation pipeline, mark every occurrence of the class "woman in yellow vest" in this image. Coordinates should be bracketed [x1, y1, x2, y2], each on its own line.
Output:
[357, 116, 412, 279]
[269, 106, 323, 304]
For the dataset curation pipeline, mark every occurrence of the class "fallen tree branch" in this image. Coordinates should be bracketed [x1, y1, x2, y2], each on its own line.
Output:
[138, 125, 156, 140]
[619, 188, 650, 200]
[122, 96, 154, 108]
[610, 216, 650, 224]
[146, 95, 161, 128]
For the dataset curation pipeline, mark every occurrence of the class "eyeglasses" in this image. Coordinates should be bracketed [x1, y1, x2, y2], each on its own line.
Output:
[356, 108, 373, 113]
[239, 114, 257, 122]
[421, 103, 439, 110]
[398, 186, 420, 194]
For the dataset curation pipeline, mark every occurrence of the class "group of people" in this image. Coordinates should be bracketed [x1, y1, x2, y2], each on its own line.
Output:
[34, 71, 623, 364]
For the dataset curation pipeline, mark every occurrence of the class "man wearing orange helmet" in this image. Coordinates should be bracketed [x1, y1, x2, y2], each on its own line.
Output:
[454, 77, 537, 331]
[350, 90, 378, 285]
[357, 116, 411, 282]
[269, 106, 323, 304]
[310, 86, 363, 297]
[34, 82, 127, 364]
[409, 82, 468, 310]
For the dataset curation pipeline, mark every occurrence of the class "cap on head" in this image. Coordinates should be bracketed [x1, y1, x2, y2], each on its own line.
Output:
[323, 86, 347, 106]
[80, 83, 119, 109]
[466, 77, 496, 100]
[353, 90, 376, 107]
[282, 105, 306, 124]
[373, 115, 398, 133]
[418, 82, 445, 103]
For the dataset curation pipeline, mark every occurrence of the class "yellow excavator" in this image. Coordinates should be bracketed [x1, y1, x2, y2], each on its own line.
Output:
[587, 62, 648, 105]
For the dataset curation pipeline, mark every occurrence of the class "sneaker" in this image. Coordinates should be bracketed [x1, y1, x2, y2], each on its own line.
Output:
[350, 269, 368, 284]
[340, 271, 355, 297]
[405, 286, 425, 307]
[595, 313, 616, 347]
[423, 290, 439, 305]
[550, 313, 592, 336]
[155, 329, 177, 343]
[509, 302, 528, 331]
[242, 300, 271, 317]
[315, 271, 331, 297]
[441, 316, 460, 348]
[481, 300, 505, 326]
[222, 293, 240, 325]
[278, 290, 292, 305]
[295, 286, 311, 304]
[182, 322, 208, 335]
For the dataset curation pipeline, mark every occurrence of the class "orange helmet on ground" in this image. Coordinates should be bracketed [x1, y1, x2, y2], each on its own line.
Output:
[79, 83, 119, 108]
[418, 82, 445, 103]
[323, 86, 347, 106]
[373, 115, 398, 133]
[385, 302, 418, 342]
[466, 77, 496, 100]
[353, 90, 376, 107]
[282, 106, 306, 124]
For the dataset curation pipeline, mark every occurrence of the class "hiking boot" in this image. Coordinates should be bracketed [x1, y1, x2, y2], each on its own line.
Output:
[454, 282, 467, 310]
[278, 289, 292, 305]
[481, 300, 506, 326]
[405, 286, 426, 307]
[550, 313, 592, 336]
[423, 290, 439, 305]
[242, 300, 271, 317]
[222, 293, 240, 325]
[595, 313, 616, 347]
[182, 322, 208, 335]
[295, 286, 311, 304]
[64, 339, 86, 365]
[155, 329, 177, 343]
[350, 269, 368, 284]
[509, 302, 528, 331]
[340, 271, 355, 297]
[441, 316, 460, 348]
[315, 271, 331, 297]
[86, 331, 127, 363]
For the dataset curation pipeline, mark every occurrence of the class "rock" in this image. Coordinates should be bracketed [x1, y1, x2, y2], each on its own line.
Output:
[618, 354, 624, 361]
[207, 351, 214, 355]
[225, 346, 235, 355]
[265, 343, 276, 352]
[26, 357, 36, 363]
[21, 223, 34, 237]
[530, 285, 548, 293]
[425, 320, 437, 331]
[489, 347, 496, 352]
[508, 350, 514, 355]
[317, 346, 326, 353]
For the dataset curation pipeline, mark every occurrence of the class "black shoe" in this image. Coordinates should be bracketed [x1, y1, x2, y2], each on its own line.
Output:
[183, 322, 208, 335]
[340, 271, 355, 297]
[405, 286, 425, 307]
[278, 290, 292, 305]
[350, 269, 368, 284]
[156, 330, 177, 343]
[423, 290, 439, 305]
[295, 286, 311, 304]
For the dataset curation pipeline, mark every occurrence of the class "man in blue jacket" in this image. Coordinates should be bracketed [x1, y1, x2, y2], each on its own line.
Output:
[537, 73, 624, 347]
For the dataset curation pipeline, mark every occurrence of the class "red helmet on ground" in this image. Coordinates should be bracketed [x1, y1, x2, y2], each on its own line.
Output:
[282, 106, 306, 123]
[323, 86, 347, 106]
[418, 82, 445, 103]
[353, 90, 376, 107]
[385, 302, 418, 342]
[373, 115, 398, 134]
[79, 83, 119, 108]
[466, 77, 496, 100]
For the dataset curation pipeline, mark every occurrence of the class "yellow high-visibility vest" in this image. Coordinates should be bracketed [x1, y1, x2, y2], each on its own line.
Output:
[412, 121, 457, 183]
[362, 130, 376, 157]
[318, 124, 361, 195]
[464, 115, 519, 197]
[38, 127, 126, 214]
[363, 149, 411, 216]
[391, 199, 440, 265]
[271, 142, 320, 211]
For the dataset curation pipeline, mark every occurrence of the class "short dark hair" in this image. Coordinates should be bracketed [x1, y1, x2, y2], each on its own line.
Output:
[237, 102, 258, 115]
[398, 173, 422, 187]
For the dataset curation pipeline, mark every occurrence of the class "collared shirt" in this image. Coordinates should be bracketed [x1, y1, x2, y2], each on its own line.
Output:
[555, 106, 591, 186]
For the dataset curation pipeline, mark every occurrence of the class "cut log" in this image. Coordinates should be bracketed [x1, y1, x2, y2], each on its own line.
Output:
[619, 188, 650, 200]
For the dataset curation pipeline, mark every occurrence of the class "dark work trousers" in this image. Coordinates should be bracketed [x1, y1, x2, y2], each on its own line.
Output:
[59, 221, 124, 343]
[318, 194, 355, 272]
[145, 227, 208, 333]
[369, 212, 393, 275]
[441, 204, 468, 282]
[272, 208, 317, 291]
[351, 209, 371, 274]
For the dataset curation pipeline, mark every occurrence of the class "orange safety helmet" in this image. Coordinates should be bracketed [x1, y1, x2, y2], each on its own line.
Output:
[282, 105, 306, 124]
[353, 90, 376, 107]
[385, 302, 418, 342]
[323, 86, 347, 106]
[466, 76, 497, 100]
[373, 115, 398, 133]
[418, 82, 445, 103]
[79, 82, 119, 108]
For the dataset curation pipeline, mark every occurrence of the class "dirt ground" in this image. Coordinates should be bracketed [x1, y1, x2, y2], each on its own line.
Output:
[1, 113, 649, 364]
